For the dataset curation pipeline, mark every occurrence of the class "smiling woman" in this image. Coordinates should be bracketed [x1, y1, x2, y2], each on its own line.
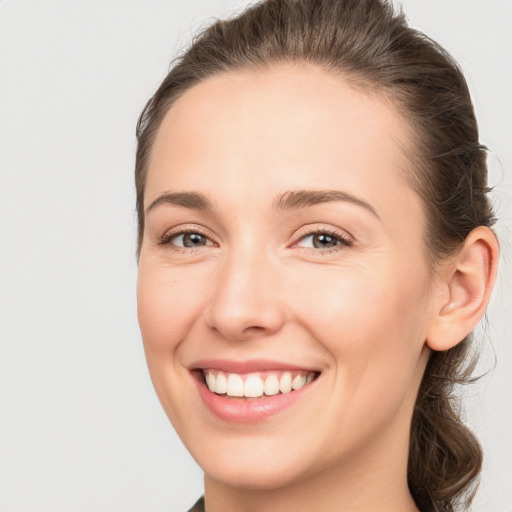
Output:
[134, 1, 499, 512]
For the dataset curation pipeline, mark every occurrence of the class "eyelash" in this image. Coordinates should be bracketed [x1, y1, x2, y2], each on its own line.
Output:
[158, 227, 353, 254]
[158, 227, 212, 252]
[294, 228, 353, 255]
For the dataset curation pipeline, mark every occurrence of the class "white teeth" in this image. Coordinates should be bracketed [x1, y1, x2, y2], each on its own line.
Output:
[264, 374, 280, 396]
[244, 374, 264, 398]
[215, 372, 227, 394]
[292, 374, 306, 390]
[226, 373, 244, 397]
[206, 372, 216, 391]
[279, 372, 293, 393]
[203, 370, 316, 397]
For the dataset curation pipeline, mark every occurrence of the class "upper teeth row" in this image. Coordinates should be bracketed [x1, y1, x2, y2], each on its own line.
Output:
[204, 370, 316, 398]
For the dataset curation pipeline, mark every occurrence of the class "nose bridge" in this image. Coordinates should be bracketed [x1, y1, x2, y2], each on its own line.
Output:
[206, 235, 284, 340]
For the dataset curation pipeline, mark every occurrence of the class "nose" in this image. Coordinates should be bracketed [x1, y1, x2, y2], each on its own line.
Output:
[205, 247, 286, 342]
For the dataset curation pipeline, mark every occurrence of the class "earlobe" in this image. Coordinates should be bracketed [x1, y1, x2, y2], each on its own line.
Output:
[426, 226, 499, 352]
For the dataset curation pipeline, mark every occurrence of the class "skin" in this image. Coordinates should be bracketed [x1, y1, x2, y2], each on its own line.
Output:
[136, 64, 498, 512]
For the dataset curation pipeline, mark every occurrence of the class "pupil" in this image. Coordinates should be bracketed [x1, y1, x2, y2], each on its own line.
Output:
[313, 234, 337, 249]
[184, 233, 205, 247]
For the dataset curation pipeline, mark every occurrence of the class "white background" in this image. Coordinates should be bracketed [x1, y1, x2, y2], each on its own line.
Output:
[0, 1, 511, 511]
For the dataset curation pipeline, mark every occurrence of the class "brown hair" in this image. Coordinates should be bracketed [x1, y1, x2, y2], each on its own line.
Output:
[135, 1, 496, 510]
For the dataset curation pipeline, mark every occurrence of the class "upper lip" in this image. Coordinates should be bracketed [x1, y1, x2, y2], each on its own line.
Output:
[189, 358, 319, 374]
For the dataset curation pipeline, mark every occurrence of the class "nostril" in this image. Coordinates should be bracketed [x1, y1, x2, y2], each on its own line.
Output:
[207, 318, 281, 342]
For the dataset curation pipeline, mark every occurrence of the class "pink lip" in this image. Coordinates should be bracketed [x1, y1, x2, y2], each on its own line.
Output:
[190, 358, 317, 373]
[192, 371, 314, 423]
[190, 359, 319, 423]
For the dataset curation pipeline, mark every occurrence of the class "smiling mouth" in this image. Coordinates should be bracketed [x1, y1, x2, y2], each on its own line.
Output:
[201, 369, 319, 399]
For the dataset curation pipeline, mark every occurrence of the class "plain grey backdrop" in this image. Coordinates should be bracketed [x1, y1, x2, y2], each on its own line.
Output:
[0, 1, 511, 511]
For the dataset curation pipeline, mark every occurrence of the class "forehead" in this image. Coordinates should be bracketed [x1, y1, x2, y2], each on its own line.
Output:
[146, 63, 420, 221]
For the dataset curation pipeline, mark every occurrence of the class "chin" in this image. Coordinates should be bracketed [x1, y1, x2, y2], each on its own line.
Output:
[202, 455, 310, 491]
[182, 427, 327, 492]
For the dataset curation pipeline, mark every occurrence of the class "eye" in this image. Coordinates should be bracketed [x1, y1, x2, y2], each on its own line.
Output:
[159, 229, 214, 249]
[295, 229, 352, 251]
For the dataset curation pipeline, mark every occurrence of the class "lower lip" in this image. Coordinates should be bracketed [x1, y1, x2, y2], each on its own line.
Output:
[193, 372, 314, 423]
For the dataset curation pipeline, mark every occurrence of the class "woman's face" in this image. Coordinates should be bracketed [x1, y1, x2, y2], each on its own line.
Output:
[137, 65, 438, 490]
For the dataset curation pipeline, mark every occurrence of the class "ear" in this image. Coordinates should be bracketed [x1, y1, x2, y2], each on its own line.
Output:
[426, 226, 499, 351]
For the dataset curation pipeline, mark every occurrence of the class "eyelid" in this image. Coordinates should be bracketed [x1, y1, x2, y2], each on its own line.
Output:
[157, 223, 352, 253]
[158, 224, 217, 247]
[290, 225, 354, 254]
[292, 224, 353, 244]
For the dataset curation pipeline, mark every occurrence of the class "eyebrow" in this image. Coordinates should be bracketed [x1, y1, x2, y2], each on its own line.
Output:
[145, 192, 212, 215]
[145, 189, 380, 220]
[273, 189, 381, 220]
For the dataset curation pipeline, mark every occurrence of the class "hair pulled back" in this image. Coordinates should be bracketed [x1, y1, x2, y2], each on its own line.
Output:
[135, 1, 496, 510]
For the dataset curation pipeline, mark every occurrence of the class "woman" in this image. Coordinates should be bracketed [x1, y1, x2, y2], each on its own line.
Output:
[135, 1, 499, 511]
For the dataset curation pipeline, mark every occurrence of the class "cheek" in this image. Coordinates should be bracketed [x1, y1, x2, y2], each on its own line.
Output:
[289, 260, 432, 378]
[136, 265, 206, 353]
[297, 270, 431, 443]
[136, 264, 209, 425]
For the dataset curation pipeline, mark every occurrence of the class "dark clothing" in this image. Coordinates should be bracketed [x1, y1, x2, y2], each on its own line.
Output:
[188, 496, 205, 512]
